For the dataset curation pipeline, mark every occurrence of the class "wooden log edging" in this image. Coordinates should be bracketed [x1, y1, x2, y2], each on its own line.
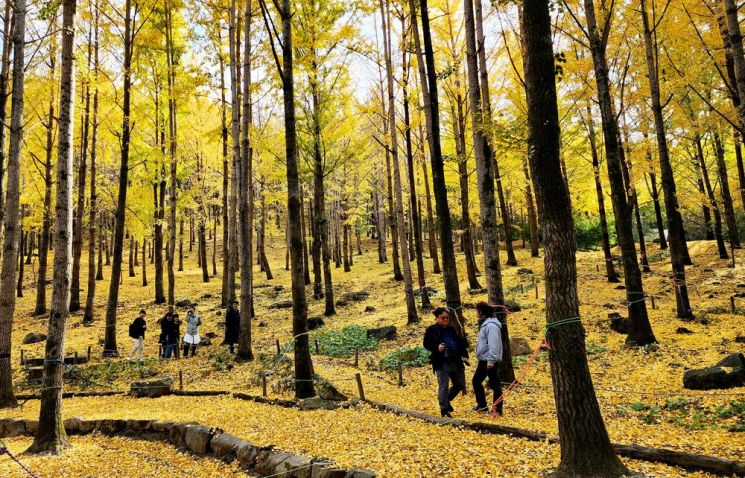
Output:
[14, 390, 126, 400]
[367, 402, 745, 476]
[0, 417, 375, 478]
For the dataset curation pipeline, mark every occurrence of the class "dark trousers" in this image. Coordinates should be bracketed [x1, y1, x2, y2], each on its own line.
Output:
[183, 344, 197, 357]
[435, 361, 466, 413]
[472, 360, 503, 413]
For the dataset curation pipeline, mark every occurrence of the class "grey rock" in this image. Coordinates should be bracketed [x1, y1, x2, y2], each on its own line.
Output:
[176, 299, 194, 307]
[510, 338, 532, 357]
[269, 300, 293, 310]
[364, 306, 376, 313]
[366, 326, 396, 341]
[210, 433, 244, 459]
[236, 442, 259, 468]
[517, 268, 534, 275]
[22, 332, 47, 344]
[308, 317, 325, 330]
[342, 290, 369, 302]
[683, 353, 745, 390]
[185, 424, 214, 455]
[675, 327, 694, 335]
[316, 381, 348, 402]
[130, 377, 174, 398]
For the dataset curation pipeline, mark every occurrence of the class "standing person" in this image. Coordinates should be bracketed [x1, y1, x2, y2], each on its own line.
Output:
[472, 301, 504, 415]
[423, 307, 468, 417]
[169, 312, 181, 359]
[223, 300, 240, 353]
[127, 309, 147, 361]
[159, 312, 175, 358]
[182, 306, 201, 357]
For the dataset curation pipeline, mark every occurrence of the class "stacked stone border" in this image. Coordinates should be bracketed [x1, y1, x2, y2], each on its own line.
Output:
[0, 418, 375, 478]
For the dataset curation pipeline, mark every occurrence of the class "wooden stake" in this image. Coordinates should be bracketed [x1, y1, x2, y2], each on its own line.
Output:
[20, 349, 24, 366]
[87, 345, 91, 362]
[650, 295, 656, 310]
[596, 264, 599, 272]
[262, 374, 267, 397]
[276, 339, 281, 356]
[179, 370, 183, 391]
[535, 285, 539, 299]
[355, 373, 365, 401]
[398, 362, 404, 387]
[731, 296, 736, 314]
[74, 351, 78, 365]
[354, 348, 359, 367]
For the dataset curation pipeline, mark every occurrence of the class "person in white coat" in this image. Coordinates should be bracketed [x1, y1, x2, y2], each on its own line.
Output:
[472, 301, 504, 415]
[183, 306, 202, 357]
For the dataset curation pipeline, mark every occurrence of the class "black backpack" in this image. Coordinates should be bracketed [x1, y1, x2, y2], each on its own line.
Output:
[129, 321, 140, 339]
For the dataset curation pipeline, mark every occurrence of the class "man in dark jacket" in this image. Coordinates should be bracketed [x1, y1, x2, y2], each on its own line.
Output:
[423, 307, 468, 417]
[224, 301, 240, 353]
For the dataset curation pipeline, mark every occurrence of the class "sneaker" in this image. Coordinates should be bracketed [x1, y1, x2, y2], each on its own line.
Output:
[472, 405, 489, 413]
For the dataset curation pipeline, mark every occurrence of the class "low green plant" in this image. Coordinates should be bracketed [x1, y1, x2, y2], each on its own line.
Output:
[379, 347, 431, 370]
[315, 325, 379, 357]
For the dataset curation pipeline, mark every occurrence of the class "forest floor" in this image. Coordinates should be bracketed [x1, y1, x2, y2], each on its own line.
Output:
[1, 235, 744, 477]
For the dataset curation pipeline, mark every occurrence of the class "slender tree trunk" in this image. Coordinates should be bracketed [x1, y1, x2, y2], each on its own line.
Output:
[269, 0, 314, 397]
[584, 103, 618, 281]
[128, 237, 135, 277]
[522, 159, 540, 256]
[259, 187, 272, 279]
[414, 0, 463, 330]
[619, 128, 650, 273]
[219, 37, 232, 306]
[237, 0, 254, 360]
[712, 131, 740, 247]
[464, 0, 514, 381]
[70, 22, 93, 313]
[384, 129, 403, 281]
[34, 36, 56, 316]
[0, 0, 24, 404]
[178, 219, 184, 271]
[103, 0, 134, 357]
[301, 192, 310, 285]
[641, 0, 693, 319]
[401, 27, 431, 310]
[0, 0, 11, 240]
[381, 0, 417, 323]
[697, 136, 729, 259]
[647, 171, 667, 249]
[96, 218, 103, 280]
[199, 221, 209, 282]
[698, 174, 714, 240]
[142, 237, 147, 286]
[17, 227, 24, 298]
[419, 132, 440, 272]
[585, 0, 657, 343]
[166, 0, 178, 306]
[28, 0, 76, 452]
[522, 3, 628, 475]
[83, 3, 99, 325]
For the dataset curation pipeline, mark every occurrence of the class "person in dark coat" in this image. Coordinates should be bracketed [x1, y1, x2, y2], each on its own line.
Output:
[423, 307, 468, 417]
[159, 312, 173, 358]
[127, 309, 147, 361]
[224, 301, 240, 353]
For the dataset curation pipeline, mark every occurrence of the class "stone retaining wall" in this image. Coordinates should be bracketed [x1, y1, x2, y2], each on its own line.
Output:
[0, 418, 375, 478]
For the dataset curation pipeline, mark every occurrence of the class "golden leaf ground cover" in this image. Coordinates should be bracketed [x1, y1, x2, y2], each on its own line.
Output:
[2, 238, 744, 476]
[0, 433, 245, 477]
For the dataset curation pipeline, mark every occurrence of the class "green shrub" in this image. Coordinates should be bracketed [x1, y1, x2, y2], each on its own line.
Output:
[316, 325, 379, 357]
[379, 347, 431, 370]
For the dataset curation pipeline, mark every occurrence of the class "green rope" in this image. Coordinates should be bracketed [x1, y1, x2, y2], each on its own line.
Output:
[541, 316, 582, 336]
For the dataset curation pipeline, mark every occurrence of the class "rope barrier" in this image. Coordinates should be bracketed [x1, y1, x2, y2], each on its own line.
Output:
[0, 439, 39, 478]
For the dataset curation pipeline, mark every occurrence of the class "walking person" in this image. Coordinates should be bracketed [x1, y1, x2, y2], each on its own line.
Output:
[423, 307, 468, 417]
[182, 306, 202, 357]
[158, 312, 171, 358]
[169, 312, 182, 359]
[472, 302, 504, 415]
[127, 309, 147, 361]
[223, 300, 240, 353]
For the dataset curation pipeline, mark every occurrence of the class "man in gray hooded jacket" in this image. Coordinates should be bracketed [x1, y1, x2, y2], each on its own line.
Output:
[472, 302, 504, 415]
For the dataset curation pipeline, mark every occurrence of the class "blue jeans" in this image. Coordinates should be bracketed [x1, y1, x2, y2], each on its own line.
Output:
[162, 335, 176, 358]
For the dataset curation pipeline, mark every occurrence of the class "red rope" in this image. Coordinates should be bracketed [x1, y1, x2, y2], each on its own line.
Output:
[0, 447, 40, 478]
[491, 338, 549, 418]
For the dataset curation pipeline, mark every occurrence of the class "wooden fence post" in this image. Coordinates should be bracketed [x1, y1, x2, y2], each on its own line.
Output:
[398, 362, 404, 387]
[20, 349, 24, 366]
[354, 348, 359, 368]
[179, 371, 183, 391]
[731, 296, 736, 314]
[276, 339, 281, 356]
[87, 345, 92, 362]
[262, 374, 267, 397]
[355, 373, 365, 401]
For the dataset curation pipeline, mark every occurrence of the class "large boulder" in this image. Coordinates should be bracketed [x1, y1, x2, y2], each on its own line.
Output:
[510, 338, 532, 357]
[176, 299, 194, 308]
[683, 353, 745, 390]
[308, 317, 325, 330]
[130, 377, 174, 398]
[269, 300, 293, 310]
[184, 425, 214, 455]
[22, 332, 47, 344]
[367, 326, 396, 341]
[317, 381, 348, 402]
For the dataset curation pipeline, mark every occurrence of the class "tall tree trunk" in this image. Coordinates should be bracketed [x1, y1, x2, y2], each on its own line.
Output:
[584, 0, 657, 343]
[697, 136, 729, 258]
[401, 26, 431, 310]
[142, 237, 147, 286]
[237, 0, 254, 360]
[83, 2, 99, 325]
[166, 0, 178, 306]
[103, 0, 134, 357]
[464, 0, 514, 381]
[219, 36, 232, 306]
[0, 0, 24, 406]
[640, 0, 693, 319]
[0, 0, 11, 240]
[619, 127, 650, 273]
[698, 175, 714, 241]
[269, 0, 314, 398]
[381, 0, 417, 324]
[96, 218, 103, 280]
[414, 0, 463, 330]
[301, 192, 310, 285]
[28, 0, 76, 452]
[419, 129, 440, 272]
[522, 158, 540, 256]
[70, 21, 93, 312]
[17, 227, 24, 297]
[384, 129, 403, 281]
[128, 237, 135, 277]
[712, 131, 741, 247]
[646, 171, 667, 249]
[259, 187, 272, 279]
[583, 103, 618, 281]
[178, 218, 184, 271]
[34, 33, 56, 317]
[522, 2, 628, 475]
[199, 221, 209, 282]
